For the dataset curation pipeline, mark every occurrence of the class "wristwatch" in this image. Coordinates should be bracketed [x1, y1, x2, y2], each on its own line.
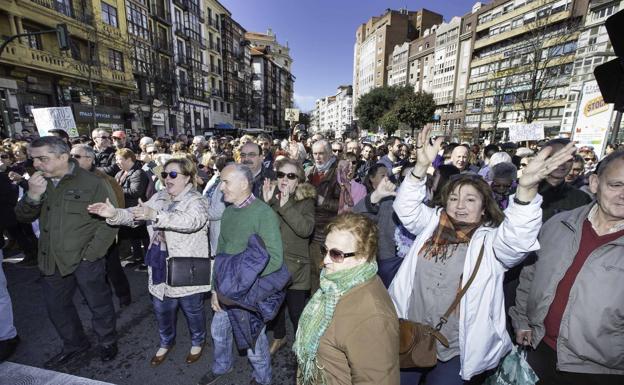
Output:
[513, 197, 531, 205]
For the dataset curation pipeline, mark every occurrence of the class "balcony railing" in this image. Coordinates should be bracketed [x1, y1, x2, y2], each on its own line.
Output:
[208, 17, 220, 30]
[28, 0, 93, 24]
[150, 2, 172, 24]
[153, 38, 173, 55]
[174, 23, 190, 39]
[176, 54, 190, 68]
[173, 0, 188, 10]
[209, 41, 221, 52]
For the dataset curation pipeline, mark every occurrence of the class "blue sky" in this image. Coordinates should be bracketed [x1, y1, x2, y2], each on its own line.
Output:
[222, 0, 481, 112]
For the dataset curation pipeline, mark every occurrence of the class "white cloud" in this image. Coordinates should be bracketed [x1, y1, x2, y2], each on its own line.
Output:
[294, 93, 318, 112]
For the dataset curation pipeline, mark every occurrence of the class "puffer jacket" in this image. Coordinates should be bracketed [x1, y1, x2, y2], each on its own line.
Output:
[214, 234, 291, 350]
[389, 176, 542, 380]
[107, 184, 210, 300]
[115, 161, 149, 208]
[509, 203, 624, 375]
[267, 183, 316, 290]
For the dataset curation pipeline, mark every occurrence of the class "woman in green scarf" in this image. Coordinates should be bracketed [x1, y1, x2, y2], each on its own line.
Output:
[293, 213, 399, 385]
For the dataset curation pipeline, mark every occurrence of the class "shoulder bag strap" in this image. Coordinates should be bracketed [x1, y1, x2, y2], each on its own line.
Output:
[435, 242, 485, 331]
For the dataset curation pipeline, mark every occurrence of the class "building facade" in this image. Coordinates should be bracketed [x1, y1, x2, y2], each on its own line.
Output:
[0, 0, 135, 135]
[464, 0, 588, 141]
[312, 85, 353, 137]
[560, 0, 622, 134]
[221, 13, 251, 130]
[387, 42, 409, 87]
[352, 8, 443, 111]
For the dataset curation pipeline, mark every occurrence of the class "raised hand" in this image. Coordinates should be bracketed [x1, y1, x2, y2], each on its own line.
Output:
[87, 198, 117, 218]
[262, 178, 276, 202]
[415, 126, 444, 169]
[518, 142, 575, 189]
[130, 198, 156, 221]
[515, 142, 576, 202]
[371, 176, 397, 204]
[27, 171, 47, 201]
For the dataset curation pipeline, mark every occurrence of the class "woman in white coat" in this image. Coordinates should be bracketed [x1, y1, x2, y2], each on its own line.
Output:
[386, 127, 576, 385]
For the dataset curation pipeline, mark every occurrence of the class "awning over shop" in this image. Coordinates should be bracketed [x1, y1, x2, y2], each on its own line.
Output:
[215, 123, 235, 130]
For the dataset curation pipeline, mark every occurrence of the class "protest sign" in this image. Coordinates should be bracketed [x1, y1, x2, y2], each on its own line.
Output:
[508, 123, 545, 142]
[31, 107, 79, 137]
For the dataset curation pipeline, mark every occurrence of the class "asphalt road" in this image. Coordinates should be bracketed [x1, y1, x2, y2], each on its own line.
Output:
[2, 259, 298, 385]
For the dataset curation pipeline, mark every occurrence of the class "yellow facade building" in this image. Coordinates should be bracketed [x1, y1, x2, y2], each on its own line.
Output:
[0, 0, 135, 135]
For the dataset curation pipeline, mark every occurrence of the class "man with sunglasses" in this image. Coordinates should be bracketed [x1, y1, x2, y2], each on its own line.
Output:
[92, 129, 120, 177]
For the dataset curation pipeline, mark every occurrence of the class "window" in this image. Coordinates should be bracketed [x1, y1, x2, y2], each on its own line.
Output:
[126, 2, 148, 39]
[101, 2, 118, 28]
[22, 26, 43, 50]
[109, 49, 124, 71]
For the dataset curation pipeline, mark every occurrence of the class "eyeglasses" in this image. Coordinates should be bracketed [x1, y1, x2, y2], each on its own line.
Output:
[583, 157, 595, 162]
[161, 171, 180, 179]
[276, 171, 297, 180]
[332, 149, 343, 153]
[95, 136, 110, 140]
[71, 154, 90, 159]
[147, 151, 158, 155]
[240, 152, 258, 158]
[0, 154, 10, 159]
[320, 244, 356, 263]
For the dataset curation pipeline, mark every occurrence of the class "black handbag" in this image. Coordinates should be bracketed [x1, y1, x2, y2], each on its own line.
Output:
[166, 257, 211, 287]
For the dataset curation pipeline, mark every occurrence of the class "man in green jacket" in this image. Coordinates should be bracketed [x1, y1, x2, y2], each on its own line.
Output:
[15, 136, 119, 367]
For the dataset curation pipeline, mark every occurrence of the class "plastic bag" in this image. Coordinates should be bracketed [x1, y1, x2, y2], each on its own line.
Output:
[485, 345, 539, 385]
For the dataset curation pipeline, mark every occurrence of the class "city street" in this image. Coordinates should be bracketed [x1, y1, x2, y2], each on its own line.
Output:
[0, 258, 297, 385]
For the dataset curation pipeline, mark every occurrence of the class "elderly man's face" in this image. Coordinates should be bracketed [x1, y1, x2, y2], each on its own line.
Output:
[70, 147, 94, 170]
[451, 146, 469, 171]
[219, 165, 250, 204]
[92, 130, 111, 149]
[239, 143, 262, 173]
[313, 143, 330, 166]
[590, 158, 624, 221]
[346, 141, 359, 155]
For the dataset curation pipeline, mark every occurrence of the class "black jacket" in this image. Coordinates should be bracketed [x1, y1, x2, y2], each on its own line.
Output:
[94, 147, 120, 177]
[115, 161, 149, 208]
[539, 180, 593, 222]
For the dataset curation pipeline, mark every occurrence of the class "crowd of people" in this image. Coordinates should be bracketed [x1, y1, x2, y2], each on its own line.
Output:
[0, 126, 623, 385]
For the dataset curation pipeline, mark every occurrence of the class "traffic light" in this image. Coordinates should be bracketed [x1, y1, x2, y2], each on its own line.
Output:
[56, 24, 70, 51]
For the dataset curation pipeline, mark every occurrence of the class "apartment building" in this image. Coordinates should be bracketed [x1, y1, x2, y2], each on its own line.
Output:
[352, 8, 442, 111]
[407, 28, 437, 94]
[312, 85, 353, 137]
[387, 42, 409, 86]
[0, 0, 135, 135]
[464, 0, 588, 141]
[560, 0, 622, 134]
[221, 13, 251, 129]
[246, 30, 294, 134]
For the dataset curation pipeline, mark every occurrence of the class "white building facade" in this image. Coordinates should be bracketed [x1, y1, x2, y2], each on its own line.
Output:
[312, 86, 353, 137]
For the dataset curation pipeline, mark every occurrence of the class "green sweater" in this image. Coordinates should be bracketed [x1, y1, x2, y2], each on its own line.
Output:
[217, 198, 283, 276]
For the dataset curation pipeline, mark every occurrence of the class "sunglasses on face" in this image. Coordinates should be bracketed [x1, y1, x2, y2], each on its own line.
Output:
[161, 171, 180, 179]
[320, 244, 356, 263]
[332, 149, 343, 153]
[584, 157, 595, 162]
[71, 154, 89, 159]
[147, 151, 158, 155]
[276, 171, 297, 180]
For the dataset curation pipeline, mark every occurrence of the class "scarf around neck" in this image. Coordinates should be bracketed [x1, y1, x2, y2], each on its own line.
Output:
[315, 156, 336, 175]
[293, 261, 378, 385]
[420, 210, 480, 263]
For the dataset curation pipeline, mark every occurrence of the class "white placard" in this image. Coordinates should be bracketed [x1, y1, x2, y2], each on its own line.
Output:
[572, 80, 613, 159]
[285, 108, 300, 122]
[31, 107, 78, 137]
[508, 123, 545, 142]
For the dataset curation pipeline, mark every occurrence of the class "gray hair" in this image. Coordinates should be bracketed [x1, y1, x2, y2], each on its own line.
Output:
[139, 137, 154, 146]
[489, 152, 512, 169]
[72, 143, 95, 158]
[490, 162, 517, 181]
[516, 147, 534, 158]
[313, 139, 331, 155]
[597, 150, 624, 177]
[230, 163, 254, 190]
[30, 136, 70, 155]
[193, 135, 206, 144]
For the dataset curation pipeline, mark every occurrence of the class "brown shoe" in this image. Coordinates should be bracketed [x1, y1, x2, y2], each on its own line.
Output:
[150, 345, 174, 367]
[185, 345, 204, 364]
[269, 338, 286, 355]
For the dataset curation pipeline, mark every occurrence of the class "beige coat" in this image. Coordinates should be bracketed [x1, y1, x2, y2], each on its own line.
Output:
[107, 184, 210, 300]
[315, 276, 399, 385]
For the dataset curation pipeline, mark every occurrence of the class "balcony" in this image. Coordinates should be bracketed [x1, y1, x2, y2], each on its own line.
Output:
[153, 38, 174, 56]
[211, 88, 223, 98]
[173, 0, 188, 11]
[176, 54, 190, 68]
[209, 41, 221, 53]
[150, 2, 172, 25]
[188, 5, 204, 22]
[27, 0, 93, 25]
[174, 23, 190, 39]
[210, 65, 222, 76]
[208, 17, 220, 31]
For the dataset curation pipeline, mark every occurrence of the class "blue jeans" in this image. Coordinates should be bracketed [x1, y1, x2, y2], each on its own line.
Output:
[211, 310, 271, 385]
[401, 356, 464, 385]
[0, 251, 17, 341]
[152, 293, 206, 347]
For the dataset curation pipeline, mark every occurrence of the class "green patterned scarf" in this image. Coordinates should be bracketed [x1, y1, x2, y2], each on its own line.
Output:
[293, 261, 378, 385]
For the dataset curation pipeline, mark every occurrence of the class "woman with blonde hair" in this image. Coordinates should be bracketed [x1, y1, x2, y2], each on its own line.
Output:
[88, 157, 211, 366]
